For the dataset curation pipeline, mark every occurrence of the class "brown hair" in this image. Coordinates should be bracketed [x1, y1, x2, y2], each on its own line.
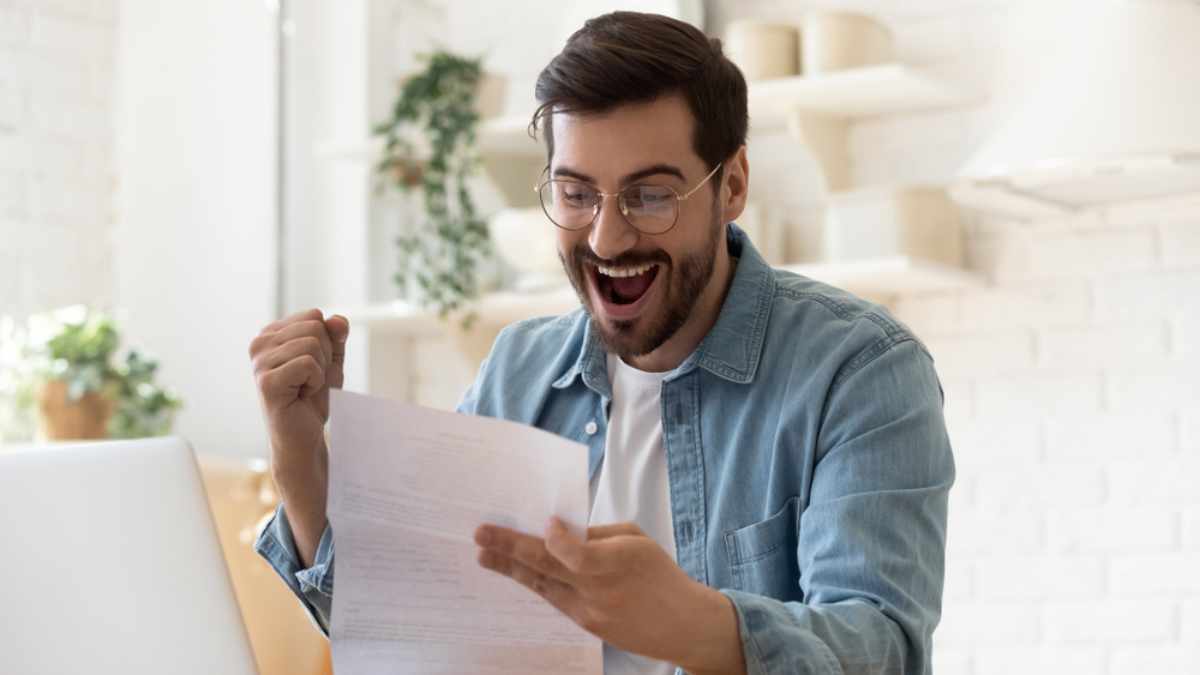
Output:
[531, 11, 748, 181]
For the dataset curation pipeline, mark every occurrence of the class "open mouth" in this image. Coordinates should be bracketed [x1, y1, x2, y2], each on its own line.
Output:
[594, 263, 659, 304]
[588, 262, 662, 319]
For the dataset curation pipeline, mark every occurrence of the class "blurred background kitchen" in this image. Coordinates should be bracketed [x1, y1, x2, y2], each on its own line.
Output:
[1, 1, 1198, 674]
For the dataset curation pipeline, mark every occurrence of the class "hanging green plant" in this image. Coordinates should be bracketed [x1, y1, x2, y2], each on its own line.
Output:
[373, 50, 492, 328]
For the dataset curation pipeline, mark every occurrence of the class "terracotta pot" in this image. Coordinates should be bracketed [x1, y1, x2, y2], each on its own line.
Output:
[35, 379, 116, 441]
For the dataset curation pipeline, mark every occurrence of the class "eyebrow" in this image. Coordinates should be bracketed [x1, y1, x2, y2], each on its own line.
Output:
[551, 163, 686, 186]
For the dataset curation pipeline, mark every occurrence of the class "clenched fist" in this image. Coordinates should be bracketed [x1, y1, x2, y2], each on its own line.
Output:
[248, 308, 348, 565]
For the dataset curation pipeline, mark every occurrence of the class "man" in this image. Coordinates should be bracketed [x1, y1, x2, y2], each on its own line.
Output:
[250, 11, 954, 675]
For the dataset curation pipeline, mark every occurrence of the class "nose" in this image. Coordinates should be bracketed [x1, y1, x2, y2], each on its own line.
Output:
[588, 193, 640, 261]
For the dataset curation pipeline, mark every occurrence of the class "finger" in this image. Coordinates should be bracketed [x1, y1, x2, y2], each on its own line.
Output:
[475, 525, 577, 585]
[548, 519, 643, 576]
[478, 549, 577, 611]
[260, 307, 324, 335]
[266, 320, 333, 368]
[586, 522, 644, 540]
[544, 518, 589, 573]
[325, 315, 349, 389]
[258, 354, 324, 404]
[253, 336, 324, 375]
[325, 314, 350, 345]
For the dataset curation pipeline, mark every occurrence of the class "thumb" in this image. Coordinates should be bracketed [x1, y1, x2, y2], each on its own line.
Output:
[325, 315, 349, 389]
[325, 314, 350, 344]
[544, 518, 587, 572]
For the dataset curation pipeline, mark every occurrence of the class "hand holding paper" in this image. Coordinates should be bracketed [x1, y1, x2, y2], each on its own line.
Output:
[474, 519, 746, 675]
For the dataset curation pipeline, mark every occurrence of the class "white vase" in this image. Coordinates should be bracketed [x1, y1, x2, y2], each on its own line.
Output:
[801, 11, 894, 75]
[822, 187, 963, 268]
[489, 207, 565, 291]
[725, 20, 800, 81]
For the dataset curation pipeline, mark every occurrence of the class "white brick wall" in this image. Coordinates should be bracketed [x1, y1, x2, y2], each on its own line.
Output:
[0, 0, 116, 322]
[900, 213, 1199, 672]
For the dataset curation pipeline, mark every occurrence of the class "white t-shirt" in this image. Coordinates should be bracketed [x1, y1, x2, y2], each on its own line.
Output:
[588, 352, 677, 675]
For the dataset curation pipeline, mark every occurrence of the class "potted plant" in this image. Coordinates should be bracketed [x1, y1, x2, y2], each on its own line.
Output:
[372, 50, 498, 327]
[0, 305, 182, 442]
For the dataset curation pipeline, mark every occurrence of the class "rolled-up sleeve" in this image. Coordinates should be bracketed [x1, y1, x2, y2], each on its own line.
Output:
[721, 336, 955, 675]
[254, 502, 335, 637]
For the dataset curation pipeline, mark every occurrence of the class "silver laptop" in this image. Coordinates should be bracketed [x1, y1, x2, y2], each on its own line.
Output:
[0, 436, 259, 675]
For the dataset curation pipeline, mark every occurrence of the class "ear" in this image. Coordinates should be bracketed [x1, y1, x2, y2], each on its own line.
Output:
[718, 144, 749, 225]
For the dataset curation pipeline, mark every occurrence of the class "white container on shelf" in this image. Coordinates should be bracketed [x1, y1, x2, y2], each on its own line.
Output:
[725, 20, 800, 81]
[801, 12, 894, 75]
[822, 187, 962, 268]
[489, 207, 566, 291]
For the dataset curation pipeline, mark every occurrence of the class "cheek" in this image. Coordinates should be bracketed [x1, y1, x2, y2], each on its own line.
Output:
[653, 230, 696, 267]
[556, 229, 580, 261]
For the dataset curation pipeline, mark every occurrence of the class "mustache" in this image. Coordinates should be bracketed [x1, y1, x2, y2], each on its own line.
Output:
[569, 243, 671, 269]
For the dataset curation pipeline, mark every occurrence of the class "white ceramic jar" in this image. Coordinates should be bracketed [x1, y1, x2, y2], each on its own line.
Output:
[489, 207, 566, 291]
[724, 20, 800, 81]
[822, 187, 963, 268]
[801, 11, 894, 75]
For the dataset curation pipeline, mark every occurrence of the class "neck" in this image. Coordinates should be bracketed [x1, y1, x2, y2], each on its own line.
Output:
[627, 234, 735, 373]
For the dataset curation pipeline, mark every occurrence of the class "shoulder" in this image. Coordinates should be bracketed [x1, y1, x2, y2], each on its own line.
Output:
[766, 267, 933, 382]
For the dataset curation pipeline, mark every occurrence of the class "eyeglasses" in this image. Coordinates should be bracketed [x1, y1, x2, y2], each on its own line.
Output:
[534, 162, 723, 235]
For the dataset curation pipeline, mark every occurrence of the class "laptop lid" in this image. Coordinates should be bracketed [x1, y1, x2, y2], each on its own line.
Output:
[0, 436, 259, 675]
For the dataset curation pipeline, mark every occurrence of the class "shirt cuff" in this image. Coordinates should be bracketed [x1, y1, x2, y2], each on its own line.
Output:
[253, 502, 335, 635]
[719, 588, 842, 675]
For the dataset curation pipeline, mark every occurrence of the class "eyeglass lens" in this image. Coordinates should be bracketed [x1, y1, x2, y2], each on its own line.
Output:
[538, 181, 677, 234]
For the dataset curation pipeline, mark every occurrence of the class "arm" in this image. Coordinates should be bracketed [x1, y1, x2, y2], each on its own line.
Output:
[721, 337, 955, 675]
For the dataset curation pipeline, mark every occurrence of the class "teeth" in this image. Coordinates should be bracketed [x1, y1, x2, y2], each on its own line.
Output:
[597, 263, 654, 278]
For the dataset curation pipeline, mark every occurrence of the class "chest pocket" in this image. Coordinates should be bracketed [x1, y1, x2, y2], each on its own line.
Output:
[722, 496, 802, 601]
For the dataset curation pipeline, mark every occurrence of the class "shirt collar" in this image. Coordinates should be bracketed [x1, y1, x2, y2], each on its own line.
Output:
[551, 222, 775, 393]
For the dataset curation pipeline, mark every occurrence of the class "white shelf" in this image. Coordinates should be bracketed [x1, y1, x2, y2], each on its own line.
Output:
[316, 64, 967, 164]
[782, 256, 981, 296]
[338, 286, 580, 335]
[748, 63, 968, 129]
[341, 257, 978, 334]
[314, 115, 540, 162]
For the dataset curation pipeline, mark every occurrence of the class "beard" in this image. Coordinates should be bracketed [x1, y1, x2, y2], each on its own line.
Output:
[560, 208, 723, 361]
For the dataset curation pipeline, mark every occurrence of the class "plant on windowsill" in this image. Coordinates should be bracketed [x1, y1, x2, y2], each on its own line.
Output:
[372, 50, 495, 329]
[0, 305, 183, 442]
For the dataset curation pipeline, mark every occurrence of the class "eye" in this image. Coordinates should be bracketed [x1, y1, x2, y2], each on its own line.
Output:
[626, 185, 674, 212]
[558, 183, 594, 207]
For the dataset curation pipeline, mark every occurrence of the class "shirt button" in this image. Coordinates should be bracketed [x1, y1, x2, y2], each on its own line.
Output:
[584, 421, 598, 435]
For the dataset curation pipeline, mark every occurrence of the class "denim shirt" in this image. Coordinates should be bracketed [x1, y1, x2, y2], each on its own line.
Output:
[255, 224, 955, 675]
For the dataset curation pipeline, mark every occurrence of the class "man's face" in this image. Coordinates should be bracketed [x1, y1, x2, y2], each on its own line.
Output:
[550, 94, 724, 360]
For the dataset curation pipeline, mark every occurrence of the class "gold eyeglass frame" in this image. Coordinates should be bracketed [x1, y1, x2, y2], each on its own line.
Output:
[533, 161, 723, 235]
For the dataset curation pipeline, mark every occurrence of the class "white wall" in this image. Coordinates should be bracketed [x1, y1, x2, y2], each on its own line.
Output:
[373, 1, 1200, 672]
[0, 0, 117, 322]
[114, 0, 278, 458]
